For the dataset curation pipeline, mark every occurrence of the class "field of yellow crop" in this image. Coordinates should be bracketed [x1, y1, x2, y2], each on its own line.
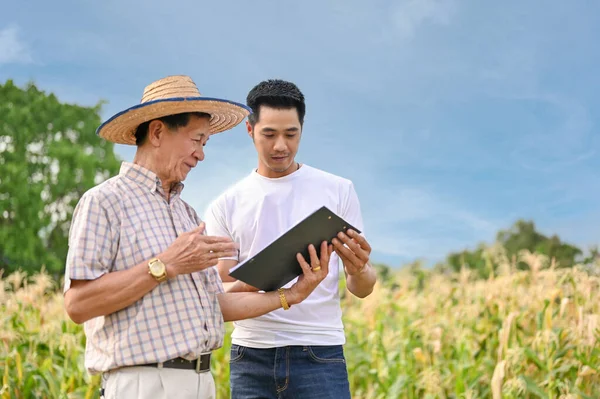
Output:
[1, 261, 599, 398]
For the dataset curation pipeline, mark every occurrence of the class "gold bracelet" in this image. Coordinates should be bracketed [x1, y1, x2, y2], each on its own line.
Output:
[278, 288, 290, 310]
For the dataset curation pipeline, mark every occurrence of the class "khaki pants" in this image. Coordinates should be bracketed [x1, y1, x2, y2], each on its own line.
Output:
[101, 366, 216, 399]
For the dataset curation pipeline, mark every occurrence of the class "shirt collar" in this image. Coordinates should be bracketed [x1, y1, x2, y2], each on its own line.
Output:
[119, 162, 184, 197]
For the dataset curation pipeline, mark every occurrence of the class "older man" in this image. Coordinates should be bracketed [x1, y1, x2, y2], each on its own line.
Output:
[62, 75, 331, 399]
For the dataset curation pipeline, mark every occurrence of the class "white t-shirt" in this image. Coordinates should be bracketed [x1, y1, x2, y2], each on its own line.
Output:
[203, 164, 365, 348]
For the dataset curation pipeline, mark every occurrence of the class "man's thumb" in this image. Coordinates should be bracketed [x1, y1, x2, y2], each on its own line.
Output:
[195, 222, 206, 234]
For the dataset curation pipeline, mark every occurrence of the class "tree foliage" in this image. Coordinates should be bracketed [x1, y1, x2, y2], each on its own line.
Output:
[446, 219, 584, 278]
[0, 79, 121, 276]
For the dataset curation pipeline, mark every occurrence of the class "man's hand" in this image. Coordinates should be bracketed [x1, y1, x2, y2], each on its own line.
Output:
[159, 222, 238, 278]
[285, 241, 333, 305]
[217, 241, 335, 322]
[332, 229, 371, 276]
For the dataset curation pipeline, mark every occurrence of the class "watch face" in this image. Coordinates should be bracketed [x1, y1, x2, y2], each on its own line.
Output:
[150, 261, 165, 275]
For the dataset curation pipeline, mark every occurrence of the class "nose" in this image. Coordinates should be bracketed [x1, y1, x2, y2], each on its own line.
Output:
[273, 136, 287, 152]
[193, 147, 205, 162]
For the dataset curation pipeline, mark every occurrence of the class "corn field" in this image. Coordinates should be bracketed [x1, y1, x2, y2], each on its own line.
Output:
[1, 257, 599, 398]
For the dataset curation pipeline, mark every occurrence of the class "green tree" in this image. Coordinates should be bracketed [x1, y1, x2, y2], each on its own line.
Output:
[446, 243, 488, 277]
[407, 259, 428, 292]
[372, 262, 392, 282]
[581, 245, 599, 265]
[445, 220, 583, 278]
[496, 220, 582, 269]
[371, 262, 400, 290]
[0, 79, 121, 276]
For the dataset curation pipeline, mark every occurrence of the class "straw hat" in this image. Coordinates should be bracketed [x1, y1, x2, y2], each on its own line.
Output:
[96, 75, 251, 145]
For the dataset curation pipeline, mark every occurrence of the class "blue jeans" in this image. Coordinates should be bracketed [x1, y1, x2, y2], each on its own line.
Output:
[229, 344, 351, 399]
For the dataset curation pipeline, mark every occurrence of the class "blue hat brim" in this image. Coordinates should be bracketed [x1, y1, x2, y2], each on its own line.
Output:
[96, 96, 252, 145]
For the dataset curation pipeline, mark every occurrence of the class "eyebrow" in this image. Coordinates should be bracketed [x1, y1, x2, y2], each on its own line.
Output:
[261, 127, 299, 133]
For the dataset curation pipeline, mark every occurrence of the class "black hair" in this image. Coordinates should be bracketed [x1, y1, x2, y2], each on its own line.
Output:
[246, 79, 305, 127]
[134, 111, 211, 146]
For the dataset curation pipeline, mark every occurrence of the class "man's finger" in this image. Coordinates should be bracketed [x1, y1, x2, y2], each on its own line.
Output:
[336, 232, 370, 265]
[193, 222, 206, 234]
[207, 241, 238, 252]
[344, 234, 370, 264]
[308, 244, 319, 269]
[339, 232, 363, 256]
[348, 238, 370, 264]
[319, 241, 328, 259]
[200, 235, 235, 244]
[334, 247, 363, 274]
[319, 241, 330, 275]
[296, 252, 311, 275]
[348, 229, 371, 253]
[332, 237, 360, 265]
[208, 251, 237, 261]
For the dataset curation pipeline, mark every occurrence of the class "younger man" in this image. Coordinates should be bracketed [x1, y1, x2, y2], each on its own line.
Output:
[204, 79, 377, 398]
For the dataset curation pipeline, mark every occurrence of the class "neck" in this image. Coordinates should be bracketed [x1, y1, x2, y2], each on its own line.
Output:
[133, 149, 176, 199]
[257, 161, 300, 178]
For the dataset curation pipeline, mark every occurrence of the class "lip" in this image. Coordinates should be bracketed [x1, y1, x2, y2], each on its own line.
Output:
[271, 155, 288, 162]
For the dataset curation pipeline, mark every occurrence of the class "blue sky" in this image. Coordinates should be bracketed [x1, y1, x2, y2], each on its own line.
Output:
[1, 1, 599, 267]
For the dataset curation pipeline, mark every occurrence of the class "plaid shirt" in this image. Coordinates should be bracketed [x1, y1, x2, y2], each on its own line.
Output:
[64, 162, 225, 375]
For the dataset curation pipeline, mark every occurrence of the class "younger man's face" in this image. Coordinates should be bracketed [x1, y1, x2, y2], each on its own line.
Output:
[248, 105, 302, 178]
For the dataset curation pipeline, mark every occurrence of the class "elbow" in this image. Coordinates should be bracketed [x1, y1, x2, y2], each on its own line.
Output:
[348, 280, 376, 299]
[351, 287, 373, 299]
[64, 291, 88, 324]
[216, 260, 241, 283]
[69, 315, 86, 325]
[65, 306, 85, 325]
[218, 267, 237, 283]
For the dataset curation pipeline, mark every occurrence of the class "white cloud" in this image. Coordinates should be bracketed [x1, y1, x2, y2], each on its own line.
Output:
[0, 24, 32, 65]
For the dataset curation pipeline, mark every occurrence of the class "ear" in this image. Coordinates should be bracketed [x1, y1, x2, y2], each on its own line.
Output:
[246, 120, 253, 140]
[147, 120, 164, 147]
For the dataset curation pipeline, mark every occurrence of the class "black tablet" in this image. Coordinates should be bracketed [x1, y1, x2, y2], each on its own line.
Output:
[228, 205, 361, 292]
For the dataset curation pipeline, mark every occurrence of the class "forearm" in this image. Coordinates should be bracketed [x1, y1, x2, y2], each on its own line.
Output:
[346, 263, 377, 298]
[224, 279, 259, 293]
[217, 259, 239, 283]
[64, 260, 158, 324]
[217, 290, 289, 322]
[219, 272, 237, 283]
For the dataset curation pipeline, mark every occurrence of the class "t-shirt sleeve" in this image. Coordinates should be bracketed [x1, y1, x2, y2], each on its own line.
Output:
[203, 199, 238, 261]
[63, 191, 118, 293]
[341, 181, 365, 236]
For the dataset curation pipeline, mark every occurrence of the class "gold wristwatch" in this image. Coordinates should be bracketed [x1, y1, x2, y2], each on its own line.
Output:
[148, 258, 168, 282]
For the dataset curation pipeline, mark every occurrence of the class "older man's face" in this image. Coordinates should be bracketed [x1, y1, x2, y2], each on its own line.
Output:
[158, 114, 211, 184]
